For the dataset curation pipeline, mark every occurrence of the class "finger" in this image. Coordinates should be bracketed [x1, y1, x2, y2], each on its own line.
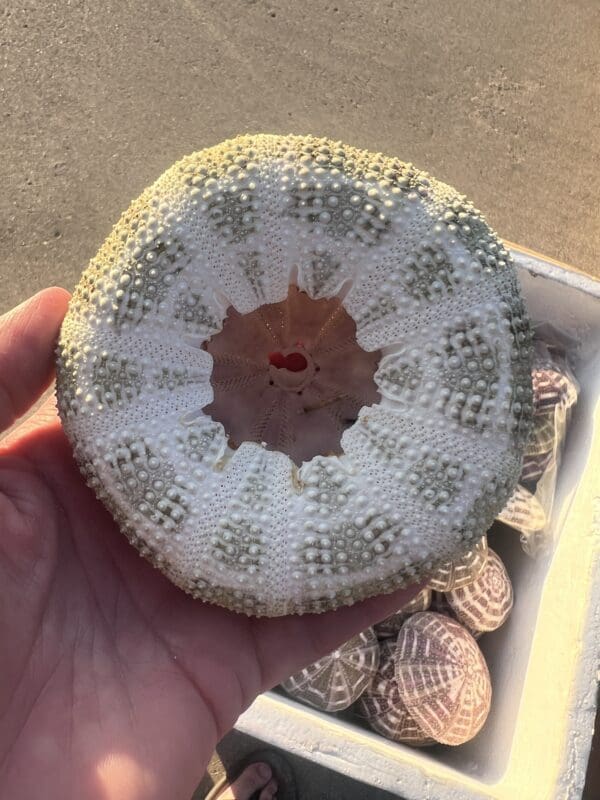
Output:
[220, 762, 272, 798]
[258, 777, 278, 799]
[0, 288, 70, 433]
[0, 391, 61, 451]
[301, 581, 426, 654]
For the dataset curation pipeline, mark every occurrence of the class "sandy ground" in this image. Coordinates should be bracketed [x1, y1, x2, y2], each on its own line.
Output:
[1, 1, 599, 797]
[2, 0, 599, 317]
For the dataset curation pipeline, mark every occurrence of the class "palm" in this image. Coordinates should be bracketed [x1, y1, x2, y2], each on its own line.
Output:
[0, 290, 420, 800]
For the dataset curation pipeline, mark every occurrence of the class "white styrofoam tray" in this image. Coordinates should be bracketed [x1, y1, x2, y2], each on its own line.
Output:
[236, 245, 600, 800]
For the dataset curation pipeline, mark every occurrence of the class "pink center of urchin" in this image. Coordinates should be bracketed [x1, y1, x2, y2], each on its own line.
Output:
[203, 285, 381, 465]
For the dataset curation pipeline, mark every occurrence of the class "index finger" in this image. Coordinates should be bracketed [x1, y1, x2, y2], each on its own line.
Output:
[0, 288, 70, 434]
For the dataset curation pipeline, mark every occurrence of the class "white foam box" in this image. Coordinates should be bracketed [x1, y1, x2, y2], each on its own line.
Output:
[236, 245, 600, 800]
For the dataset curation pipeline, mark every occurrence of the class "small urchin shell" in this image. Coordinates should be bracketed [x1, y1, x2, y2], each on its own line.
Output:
[429, 590, 484, 639]
[55, 133, 534, 616]
[374, 586, 432, 639]
[498, 484, 546, 535]
[531, 363, 578, 414]
[395, 611, 492, 745]
[520, 360, 578, 487]
[426, 534, 488, 592]
[356, 639, 435, 745]
[520, 420, 555, 486]
[444, 547, 513, 633]
[281, 628, 379, 712]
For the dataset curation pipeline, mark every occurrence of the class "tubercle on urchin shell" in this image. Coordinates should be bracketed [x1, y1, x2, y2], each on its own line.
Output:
[55, 133, 534, 617]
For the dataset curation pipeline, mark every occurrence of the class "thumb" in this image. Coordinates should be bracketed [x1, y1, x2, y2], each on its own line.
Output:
[0, 288, 71, 434]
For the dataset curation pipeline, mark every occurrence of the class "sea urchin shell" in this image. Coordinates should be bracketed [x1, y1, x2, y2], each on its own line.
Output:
[395, 611, 492, 745]
[356, 639, 435, 745]
[426, 534, 488, 592]
[281, 628, 379, 712]
[498, 484, 546, 536]
[444, 547, 513, 633]
[374, 586, 432, 639]
[55, 133, 533, 616]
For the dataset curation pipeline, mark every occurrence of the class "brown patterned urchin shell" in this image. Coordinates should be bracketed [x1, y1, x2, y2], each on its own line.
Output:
[524, 413, 557, 458]
[519, 361, 578, 488]
[395, 612, 492, 745]
[356, 640, 435, 746]
[520, 449, 554, 487]
[520, 386, 562, 488]
[281, 628, 379, 712]
[531, 365, 578, 413]
[374, 587, 432, 639]
[429, 591, 484, 639]
[498, 483, 546, 534]
[427, 535, 488, 592]
[445, 547, 513, 633]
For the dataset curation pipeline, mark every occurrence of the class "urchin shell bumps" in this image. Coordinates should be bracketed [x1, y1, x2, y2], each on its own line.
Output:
[55, 133, 534, 616]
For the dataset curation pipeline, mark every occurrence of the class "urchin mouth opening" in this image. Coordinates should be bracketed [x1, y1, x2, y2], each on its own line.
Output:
[202, 285, 381, 465]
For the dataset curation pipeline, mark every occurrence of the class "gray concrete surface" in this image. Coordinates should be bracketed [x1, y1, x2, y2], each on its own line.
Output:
[194, 730, 410, 800]
[1, 1, 599, 798]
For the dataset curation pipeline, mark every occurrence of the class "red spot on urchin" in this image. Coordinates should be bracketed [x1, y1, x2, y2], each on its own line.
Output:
[283, 352, 308, 372]
[268, 351, 287, 369]
[268, 351, 308, 372]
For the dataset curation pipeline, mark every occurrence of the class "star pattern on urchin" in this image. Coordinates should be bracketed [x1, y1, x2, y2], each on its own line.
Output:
[282, 628, 379, 712]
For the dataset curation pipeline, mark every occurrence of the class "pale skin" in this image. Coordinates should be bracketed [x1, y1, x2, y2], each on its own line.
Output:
[0, 288, 422, 800]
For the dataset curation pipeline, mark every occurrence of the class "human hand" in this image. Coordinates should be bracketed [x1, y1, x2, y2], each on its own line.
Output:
[0, 289, 422, 800]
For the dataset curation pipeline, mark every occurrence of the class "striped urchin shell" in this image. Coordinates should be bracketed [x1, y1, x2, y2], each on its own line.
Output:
[521, 414, 556, 486]
[374, 586, 432, 639]
[429, 590, 483, 639]
[520, 361, 578, 487]
[426, 534, 488, 592]
[445, 547, 513, 633]
[281, 628, 379, 712]
[356, 640, 435, 745]
[55, 133, 533, 616]
[498, 484, 546, 535]
[395, 611, 492, 745]
[531, 364, 578, 413]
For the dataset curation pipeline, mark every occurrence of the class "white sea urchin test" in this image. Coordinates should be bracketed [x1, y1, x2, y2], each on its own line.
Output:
[56, 133, 533, 616]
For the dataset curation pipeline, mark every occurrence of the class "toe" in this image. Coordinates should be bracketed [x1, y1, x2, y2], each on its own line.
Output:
[258, 777, 278, 799]
[216, 762, 272, 799]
